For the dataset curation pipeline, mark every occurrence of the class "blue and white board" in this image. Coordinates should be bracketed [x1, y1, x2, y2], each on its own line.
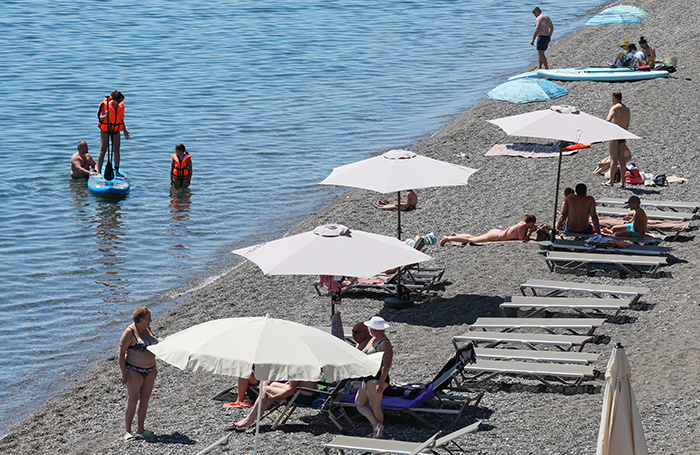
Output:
[88, 171, 130, 196]
[509, 67, 667, 82]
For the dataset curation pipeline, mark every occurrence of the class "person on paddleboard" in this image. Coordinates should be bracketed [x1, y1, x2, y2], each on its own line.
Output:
[70, 141, 98, 178]
[170, 143, 192, 188]
[97, 90, 131, 177]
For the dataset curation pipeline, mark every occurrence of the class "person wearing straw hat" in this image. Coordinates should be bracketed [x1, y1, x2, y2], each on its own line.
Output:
[355, 316, 393, 439]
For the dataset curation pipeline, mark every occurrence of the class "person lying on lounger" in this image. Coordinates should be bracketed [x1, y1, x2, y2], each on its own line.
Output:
[439, 214, 537, 246]
[373, 189, 417, 211]
[601, 195, 647, 238]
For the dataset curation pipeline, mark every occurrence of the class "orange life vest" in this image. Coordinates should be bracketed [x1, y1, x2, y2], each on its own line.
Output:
[98, 97, 125, 132]
[171, 153, 191, 179]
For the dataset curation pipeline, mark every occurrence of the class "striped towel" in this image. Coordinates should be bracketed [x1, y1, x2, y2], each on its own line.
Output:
[485, 143, 578, 158]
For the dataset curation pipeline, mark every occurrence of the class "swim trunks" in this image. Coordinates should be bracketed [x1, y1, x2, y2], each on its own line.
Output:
[536, 35, 551, 51]
[617, 139, 626, 144]
[625, 222, 640, 238]
[563, 224, 594, 235]
[404, 205, 416, 211]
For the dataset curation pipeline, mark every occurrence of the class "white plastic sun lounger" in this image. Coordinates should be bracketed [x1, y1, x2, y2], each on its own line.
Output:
[452, 331, 592, 351]
[539, 239, 671, 256]
[545, 251, 666, 274]
[323, 421, 481, 455]
[474, 347, 599, 364]
[460, 359, 595, 387]
[597, 198, 700, 213]
[501, 296, 630, 318]
[470, 317, 605, 336]
[595, 206, 695, 221]
[519, 278, 649, 303]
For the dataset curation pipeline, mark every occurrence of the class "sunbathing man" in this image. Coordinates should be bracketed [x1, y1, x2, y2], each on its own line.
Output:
[602, 195, 647, 238]
[227, 380, 317, 430]
[440, 214, 537, 246]
[374, 189, 417, 211]
[556, 183, 601, 235]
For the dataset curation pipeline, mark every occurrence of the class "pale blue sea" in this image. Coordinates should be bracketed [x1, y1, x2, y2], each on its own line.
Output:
[0, 0, 608, 436]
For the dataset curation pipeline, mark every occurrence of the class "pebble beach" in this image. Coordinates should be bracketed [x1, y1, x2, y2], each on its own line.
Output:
[2, 0, 699, 453]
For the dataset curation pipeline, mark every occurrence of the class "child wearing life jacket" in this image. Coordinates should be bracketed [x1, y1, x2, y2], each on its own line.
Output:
[170, 143, 192, 188]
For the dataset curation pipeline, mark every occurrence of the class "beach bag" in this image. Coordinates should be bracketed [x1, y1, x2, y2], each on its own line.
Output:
[625, 168, 643, 184]
[535, 224, 552, 241]
[654, 174, 668, 186]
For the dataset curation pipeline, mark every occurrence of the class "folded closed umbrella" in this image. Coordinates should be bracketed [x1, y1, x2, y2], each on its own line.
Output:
[487, 78, 568, 104]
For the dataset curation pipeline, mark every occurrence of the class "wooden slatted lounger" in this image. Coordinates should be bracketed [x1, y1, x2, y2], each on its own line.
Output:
[460, 358, 595, 387]
[597, 198, 700, 213]
[474, 347, 599, 364]
[452, 331, 592, 352]
[595, 206, 695, 221]
[501, 296, 630, 319]
[470, 317, 605, 336]
[519, 278, 649, 303]
[545, 251, 667, 274]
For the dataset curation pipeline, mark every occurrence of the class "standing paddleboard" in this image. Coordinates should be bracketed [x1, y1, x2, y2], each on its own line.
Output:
[88, 170, 130, 196]
[509, 67, 667, 82]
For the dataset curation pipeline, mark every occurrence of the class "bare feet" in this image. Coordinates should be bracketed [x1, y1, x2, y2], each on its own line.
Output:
[373, 423, 384, 439]
[601, 182, 613, 187]
[439, 236, 449, 247]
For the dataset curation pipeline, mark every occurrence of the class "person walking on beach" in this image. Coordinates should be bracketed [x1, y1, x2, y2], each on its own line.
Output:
[555, 183, 601, 235]
[97, 90, 131, 177]
[355, 316, 393, 439]
[70, 141, 98, 178]
[170, 143, 192, 188]
[604, 91, 631, 188]
[118, 306, 158, 441]
[531, 7, 554, 69]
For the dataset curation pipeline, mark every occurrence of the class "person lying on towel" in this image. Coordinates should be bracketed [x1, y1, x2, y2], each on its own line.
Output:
[440, 214, 537, 246]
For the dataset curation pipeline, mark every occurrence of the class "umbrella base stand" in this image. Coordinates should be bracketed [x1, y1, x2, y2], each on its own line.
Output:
[384, 295, 413, 309]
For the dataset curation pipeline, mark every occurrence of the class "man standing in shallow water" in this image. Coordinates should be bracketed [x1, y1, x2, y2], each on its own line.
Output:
[70, 141, 98, 178]
[531, 7, 554, 69]
[604, 91, 631, 188]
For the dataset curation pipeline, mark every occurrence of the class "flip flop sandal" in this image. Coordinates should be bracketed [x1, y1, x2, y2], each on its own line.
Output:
[124, 432, 136, 441]
[138, 430, 154, 438]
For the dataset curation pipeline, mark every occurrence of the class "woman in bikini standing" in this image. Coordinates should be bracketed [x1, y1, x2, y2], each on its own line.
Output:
[439, 214, 537, 246]
[355, 316, 393, 439]
[118, 306, 158, 441]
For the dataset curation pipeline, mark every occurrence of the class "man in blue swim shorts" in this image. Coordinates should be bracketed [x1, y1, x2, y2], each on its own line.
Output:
[556, 183, 601, 237]
[531, 7, 554, 69]
[602, 196, 648, 239]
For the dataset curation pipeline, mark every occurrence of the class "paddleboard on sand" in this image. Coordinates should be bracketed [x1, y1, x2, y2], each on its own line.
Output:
[88, 170, 130, 196]
[509, 67, 668, 82]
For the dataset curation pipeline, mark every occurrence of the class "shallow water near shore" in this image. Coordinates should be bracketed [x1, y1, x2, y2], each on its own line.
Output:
[0, 0, 608, 437]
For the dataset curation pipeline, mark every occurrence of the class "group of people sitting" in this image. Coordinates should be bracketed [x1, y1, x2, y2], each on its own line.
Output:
[613, 36, 656, 68]
[226, 316, 393, 439]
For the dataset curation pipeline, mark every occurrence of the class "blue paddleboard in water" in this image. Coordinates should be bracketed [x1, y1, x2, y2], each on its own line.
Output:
[88, 171, 130, 196]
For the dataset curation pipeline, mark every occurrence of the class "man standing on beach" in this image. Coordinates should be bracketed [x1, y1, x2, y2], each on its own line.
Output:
[531, 7, 554, 69]
[604, 91, 631, 188]
[556, 183, 601, 235]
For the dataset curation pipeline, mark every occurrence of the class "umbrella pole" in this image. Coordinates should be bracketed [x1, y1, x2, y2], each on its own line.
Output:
[551, 145, 564, 243]
[253, 394, 262, 454]
[396, 190, 401, 239]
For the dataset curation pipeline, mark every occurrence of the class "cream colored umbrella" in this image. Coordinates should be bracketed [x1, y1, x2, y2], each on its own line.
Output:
[149, 315, 382, 454]
[597, 343, 649, 455]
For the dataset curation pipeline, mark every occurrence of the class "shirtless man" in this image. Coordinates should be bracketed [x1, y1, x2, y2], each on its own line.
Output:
[531, 7, 554, 70]
[602, 196, 647, 238]
[604, 91, 631, 187]
[556, 183, 601, 235]
[70, 141, 98, 178]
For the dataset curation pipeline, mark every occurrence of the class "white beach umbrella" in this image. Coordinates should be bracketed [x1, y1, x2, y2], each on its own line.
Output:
[232, 223, 431, 278]
[597, 343, 648, 455]
[149, 315, 383, 454]
[319, 149, 478, 238]
[488, 105, 641, 238]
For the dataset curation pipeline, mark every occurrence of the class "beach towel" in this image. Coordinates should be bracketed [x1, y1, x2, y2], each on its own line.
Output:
[485, 143, 578, 158]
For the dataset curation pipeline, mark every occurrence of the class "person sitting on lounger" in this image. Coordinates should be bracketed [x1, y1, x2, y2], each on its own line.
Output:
[374, 189, 417, 211]
[224, 369, 259, 408]
[556, 183, 601, 235]
[602, 195, 647, 238]
[439, 214, 537, 246]
[227, 380, 318, 430]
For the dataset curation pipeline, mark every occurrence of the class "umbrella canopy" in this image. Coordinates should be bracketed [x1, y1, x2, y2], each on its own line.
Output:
[489, 105, 641, 240]
[597, 343, 649, 455]
[586, 10, 644, 63]
[602, 5, 650, 18]
[488, 105, 640, 144]
[232, 223, 431, 278]
[487, 78, 568, 104]
[320, 149, 478, 238]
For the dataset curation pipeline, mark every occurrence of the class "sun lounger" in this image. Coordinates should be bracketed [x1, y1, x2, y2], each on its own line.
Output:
[469, 317, 605, 336]
[595, 206, 695, 221]
[519, 278, 649, 303]
[459, 358, 595, 387]
[271, 379, 354, 431]
[475, 347, 599, 364]
[452, 331, 592, 352]
[597, 215, 689, 241]
[539, 239, 671, 256]
[597, 198, 700, 213]
[545, 251, 667, 274]
[501, 296, 630, 318]
[323, 421, 481, 455]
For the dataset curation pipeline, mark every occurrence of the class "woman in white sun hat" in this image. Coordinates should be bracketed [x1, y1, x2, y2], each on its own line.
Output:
[354, 316, 393, 439]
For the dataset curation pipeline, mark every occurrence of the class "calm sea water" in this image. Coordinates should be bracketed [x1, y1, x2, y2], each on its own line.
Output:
[0, 0, 607, 436]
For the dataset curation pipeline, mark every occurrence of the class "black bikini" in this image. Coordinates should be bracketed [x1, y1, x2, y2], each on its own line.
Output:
[126, 327, 158, 376]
